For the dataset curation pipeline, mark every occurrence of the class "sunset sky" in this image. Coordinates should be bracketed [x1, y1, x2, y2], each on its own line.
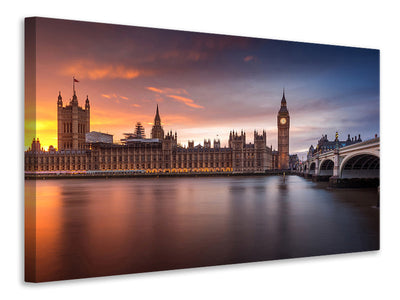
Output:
[26, 17, 379, 158]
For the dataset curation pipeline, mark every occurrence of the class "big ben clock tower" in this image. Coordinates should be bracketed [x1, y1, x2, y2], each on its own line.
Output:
[277, 89, 290, 169]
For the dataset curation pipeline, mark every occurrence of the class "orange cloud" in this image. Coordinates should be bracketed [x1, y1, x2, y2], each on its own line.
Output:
[244, 55, 255, 62]
[102, 93, 129, 102]
[146, 86, 188, 95]
[167, 95, 204, 109]
[159, 50, 206, 62]
[131, 104, 141, 108]
[146, 86, 202, 108]
[146, 87, 164, 94]
[63, 60, 143, 80]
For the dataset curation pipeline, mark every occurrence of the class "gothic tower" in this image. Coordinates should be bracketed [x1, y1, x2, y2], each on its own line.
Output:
[229, 130, 245, 172]
[151, 104, 164, 140]
[277, 89, 290, 169]
[254, 130, 270, 171]
[57, 79, 90, 150]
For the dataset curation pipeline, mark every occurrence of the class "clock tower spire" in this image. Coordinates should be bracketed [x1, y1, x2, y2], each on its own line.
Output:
[277, 89, 290, 169]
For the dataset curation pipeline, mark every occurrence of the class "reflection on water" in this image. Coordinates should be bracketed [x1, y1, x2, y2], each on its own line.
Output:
[25, 176, 379, 282]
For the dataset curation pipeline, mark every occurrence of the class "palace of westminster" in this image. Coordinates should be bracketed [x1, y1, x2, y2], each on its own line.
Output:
[25, 84, 292, 174]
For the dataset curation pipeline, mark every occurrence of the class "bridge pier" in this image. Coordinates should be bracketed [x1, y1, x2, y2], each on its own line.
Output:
[312, 175, 330, 182]
[314, 155, 320, 176]
[329, 176, 380, 188]
[304, 173, 312, 179]
[332, 148, 340, 177]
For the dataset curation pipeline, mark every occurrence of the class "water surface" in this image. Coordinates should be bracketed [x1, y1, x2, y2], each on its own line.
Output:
[25, 175, 379, 282]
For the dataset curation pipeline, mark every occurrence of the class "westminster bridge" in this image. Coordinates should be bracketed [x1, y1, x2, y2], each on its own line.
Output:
[297, 137, 380, 187]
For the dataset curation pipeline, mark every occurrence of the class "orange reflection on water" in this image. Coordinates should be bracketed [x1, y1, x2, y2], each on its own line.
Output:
[25, 176, 379, 282]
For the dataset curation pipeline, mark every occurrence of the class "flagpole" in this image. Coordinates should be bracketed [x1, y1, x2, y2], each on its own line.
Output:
[73, 76, 75, 94]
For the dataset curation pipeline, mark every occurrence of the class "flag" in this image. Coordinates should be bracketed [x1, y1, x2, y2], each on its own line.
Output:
[74, 78, 79, 83]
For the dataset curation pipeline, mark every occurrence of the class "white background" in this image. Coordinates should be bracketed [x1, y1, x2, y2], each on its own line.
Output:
[1, 1, 399, 299]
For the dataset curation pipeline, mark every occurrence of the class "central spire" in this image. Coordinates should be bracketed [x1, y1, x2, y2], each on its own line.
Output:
[151, 104, 164, 140]
[154, 104, 161, 125]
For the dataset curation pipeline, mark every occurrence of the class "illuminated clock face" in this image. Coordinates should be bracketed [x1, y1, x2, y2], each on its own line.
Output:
[280, 118, 287, 125]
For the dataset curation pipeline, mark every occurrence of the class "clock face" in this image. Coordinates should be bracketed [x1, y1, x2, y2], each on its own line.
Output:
[280, 118, 287, 125]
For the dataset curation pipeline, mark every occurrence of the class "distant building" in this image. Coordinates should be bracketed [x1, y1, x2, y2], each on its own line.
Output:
[86, 131, 113, 144]
[28, 138, 44, 153]
[308, 133, 363, 157]
[289, 154, 299, 170]
[25, 85, 293, 174]
[25, 105, 275, 174]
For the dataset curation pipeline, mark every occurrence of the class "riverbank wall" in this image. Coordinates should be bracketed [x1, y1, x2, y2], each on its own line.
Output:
[25, 170, 297, 180]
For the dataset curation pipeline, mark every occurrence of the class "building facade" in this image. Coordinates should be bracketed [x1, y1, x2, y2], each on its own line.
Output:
[25, 129, 271, 174]
[57, 88, 90, 150]
[307, 133, 363, 158]
[277, 90, 290, 169]
[25, 88, 290, 175]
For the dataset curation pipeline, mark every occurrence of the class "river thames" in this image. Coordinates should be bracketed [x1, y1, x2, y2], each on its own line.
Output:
[25, 175, 379, 282]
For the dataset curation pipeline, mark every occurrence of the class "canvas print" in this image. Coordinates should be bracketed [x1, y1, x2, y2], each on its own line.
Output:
[24, 17, 380, 282]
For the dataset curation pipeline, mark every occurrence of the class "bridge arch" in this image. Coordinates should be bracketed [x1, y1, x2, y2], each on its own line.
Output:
[340, 152, 379, 178]
[319, 158, 334, 176]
